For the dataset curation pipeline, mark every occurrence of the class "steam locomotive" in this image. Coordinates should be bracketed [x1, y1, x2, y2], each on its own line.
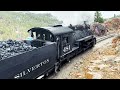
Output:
[0, 24, 96, 79]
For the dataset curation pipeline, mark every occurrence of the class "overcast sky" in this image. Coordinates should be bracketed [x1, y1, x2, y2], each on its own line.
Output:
[16, 11, 120, 26]
[31, 11, 120, 18]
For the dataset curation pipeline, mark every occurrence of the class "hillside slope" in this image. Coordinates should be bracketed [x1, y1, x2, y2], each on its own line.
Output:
[0, 11, 63, 40]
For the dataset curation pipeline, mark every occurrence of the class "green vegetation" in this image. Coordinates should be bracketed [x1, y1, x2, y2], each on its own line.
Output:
[109, 14, 120, 19]
[94, 11, 104, 23]
[0, 11, 63, 40]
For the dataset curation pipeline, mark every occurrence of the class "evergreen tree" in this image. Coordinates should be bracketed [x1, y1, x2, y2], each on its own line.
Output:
[114, 14, 116, 18]
[94, 11, 104, 23]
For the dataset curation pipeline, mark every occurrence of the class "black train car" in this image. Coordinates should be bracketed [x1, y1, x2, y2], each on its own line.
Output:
[0, 40, 57, 79]
[27, 25, 96, 78]
[29, 25, 96, 68]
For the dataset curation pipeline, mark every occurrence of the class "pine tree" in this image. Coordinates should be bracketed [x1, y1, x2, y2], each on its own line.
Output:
[114, 14, 116, 18]
[94, 11, 104, 23]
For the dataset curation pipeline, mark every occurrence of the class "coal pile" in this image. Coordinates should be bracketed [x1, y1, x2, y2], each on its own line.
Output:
[0, 39, 36, 60]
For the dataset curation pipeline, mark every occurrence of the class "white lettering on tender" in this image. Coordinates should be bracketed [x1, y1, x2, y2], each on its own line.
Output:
[14, 59, 49, 79]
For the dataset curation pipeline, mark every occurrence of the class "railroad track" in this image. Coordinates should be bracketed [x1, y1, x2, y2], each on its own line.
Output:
[96, 34, 115, 43]
[37, 34, 116, 79]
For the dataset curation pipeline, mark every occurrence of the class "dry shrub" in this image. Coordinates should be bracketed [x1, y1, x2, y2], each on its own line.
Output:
[84, 72, 93, 79]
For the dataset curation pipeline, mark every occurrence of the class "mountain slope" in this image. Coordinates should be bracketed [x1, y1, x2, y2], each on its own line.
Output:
[0, 11, 63, 40]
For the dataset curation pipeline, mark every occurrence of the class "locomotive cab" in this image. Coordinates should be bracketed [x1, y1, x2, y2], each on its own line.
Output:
[27, 28, 55, 48]
[27, 26, 74, 60]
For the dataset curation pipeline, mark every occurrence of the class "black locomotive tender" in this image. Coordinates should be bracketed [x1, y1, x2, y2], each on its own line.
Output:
[0, 24, 96, 79]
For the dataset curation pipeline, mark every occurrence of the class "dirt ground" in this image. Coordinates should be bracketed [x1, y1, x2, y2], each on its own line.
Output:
[48, 36, 120, 79]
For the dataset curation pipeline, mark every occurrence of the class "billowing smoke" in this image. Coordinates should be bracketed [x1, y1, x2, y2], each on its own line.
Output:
[76, 11, 94, 25]
[49, 11, 95, 26]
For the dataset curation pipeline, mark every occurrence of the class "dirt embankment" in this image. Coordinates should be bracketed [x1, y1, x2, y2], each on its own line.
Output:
[105, 18, 120, 34]
[69, 36, 120, 79]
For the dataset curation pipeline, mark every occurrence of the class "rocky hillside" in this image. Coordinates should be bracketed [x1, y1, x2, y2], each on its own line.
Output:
[103, 17, 120, 35]
[69, 36, 120, 79]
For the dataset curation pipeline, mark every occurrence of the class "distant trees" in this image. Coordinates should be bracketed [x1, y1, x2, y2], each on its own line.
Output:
[114, 14, 116, 18]
[94, 11, 104, 23]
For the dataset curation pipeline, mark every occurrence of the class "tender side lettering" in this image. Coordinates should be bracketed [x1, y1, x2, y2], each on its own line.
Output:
[14, 59, 49, 79]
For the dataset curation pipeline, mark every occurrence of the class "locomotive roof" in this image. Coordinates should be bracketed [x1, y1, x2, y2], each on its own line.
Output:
[28, 26, 73, 36]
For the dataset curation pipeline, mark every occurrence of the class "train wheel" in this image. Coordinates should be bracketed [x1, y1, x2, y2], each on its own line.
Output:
[46, 73, 49, 77]
[93, 38, 96, 46]
[55, 62, 60, 73]
[67, 57, 70, 63]
[55, 67, 58, 74]
[83, 47, 86, 51]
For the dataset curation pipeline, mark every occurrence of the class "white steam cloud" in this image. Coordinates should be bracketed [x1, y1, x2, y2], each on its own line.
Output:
[48, 11, 95, 26]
